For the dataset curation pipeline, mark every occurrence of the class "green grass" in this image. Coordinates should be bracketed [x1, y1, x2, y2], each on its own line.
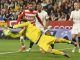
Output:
[0, 39, 80, 60]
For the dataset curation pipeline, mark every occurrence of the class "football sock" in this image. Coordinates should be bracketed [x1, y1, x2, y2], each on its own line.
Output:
[51, 44, 54, 49]
[78, 37, 80, 48]
[29, 41, 34, 48]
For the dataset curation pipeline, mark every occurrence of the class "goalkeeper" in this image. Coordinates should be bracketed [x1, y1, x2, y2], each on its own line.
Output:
[3, 22, 77, 58]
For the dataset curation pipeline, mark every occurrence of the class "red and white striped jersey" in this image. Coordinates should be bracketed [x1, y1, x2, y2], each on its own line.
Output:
[17, 10, 38, 25]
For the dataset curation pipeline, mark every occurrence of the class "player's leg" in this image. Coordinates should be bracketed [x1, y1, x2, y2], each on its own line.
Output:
[78, 39, 80, 53]
[18, 27, 27, 52]
[48, 47, 70, 58]
[71, 25, 79, 52]
[19, 35, 26, 52]
[26, 41, 34, 52]
[44, 45, 70, 58]
[55, 38, 77, 46]
[38, 35, 70, 58]
[78, 33, 80, 53]
[55, 38, 71, 43]
[72, 34, 78, 52]
[48, 38, 70, 58]
[38, 42, 70, 58]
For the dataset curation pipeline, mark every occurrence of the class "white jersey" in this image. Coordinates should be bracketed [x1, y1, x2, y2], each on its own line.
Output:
[70, 9, 80, 23]
[35, 10, 49, 32]
[70, 9, 80, 34]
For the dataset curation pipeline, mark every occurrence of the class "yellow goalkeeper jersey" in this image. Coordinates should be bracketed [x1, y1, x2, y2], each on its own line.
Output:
[13, 22, 41, 43]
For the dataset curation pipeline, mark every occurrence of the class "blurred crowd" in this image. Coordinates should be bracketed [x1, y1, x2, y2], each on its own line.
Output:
[0, 0, 80, 21]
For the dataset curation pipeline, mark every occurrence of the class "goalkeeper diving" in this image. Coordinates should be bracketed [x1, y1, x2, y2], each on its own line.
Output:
[2, 22, 77, 58]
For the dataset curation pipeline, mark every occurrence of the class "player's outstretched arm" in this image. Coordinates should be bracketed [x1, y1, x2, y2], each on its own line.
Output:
[9, 29, 25, 38]
[3, 28, 25, 38]
[13, 22, 29, 28]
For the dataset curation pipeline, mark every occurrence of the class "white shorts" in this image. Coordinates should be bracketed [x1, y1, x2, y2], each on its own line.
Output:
[71, 23, 80, 34]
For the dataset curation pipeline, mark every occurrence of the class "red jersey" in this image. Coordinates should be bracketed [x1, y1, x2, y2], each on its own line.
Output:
[17, 10, 38, 25]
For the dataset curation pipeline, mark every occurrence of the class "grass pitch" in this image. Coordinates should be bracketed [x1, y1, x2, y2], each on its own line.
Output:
[0, 39, 80, 60]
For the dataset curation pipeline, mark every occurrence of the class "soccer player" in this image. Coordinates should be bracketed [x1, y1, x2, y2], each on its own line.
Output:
[10, 22, 77, 58]
[16, 2, 44, 52]
[26, 3, 51, 52]
[69, 2, 80, 53]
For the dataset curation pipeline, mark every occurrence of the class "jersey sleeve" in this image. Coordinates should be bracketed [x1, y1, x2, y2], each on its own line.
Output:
[16, 11, 25, 24]
[13, 22, 29, 28]
[9, 28, 25, 38]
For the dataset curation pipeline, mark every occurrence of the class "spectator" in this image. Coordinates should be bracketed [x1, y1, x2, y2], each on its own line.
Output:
[41, 0, 48, 7]
[14, 1, 20, 12]
[58, 12, 67, 21]
[0, 15, 6, 20]
[0, 0, 79, 21]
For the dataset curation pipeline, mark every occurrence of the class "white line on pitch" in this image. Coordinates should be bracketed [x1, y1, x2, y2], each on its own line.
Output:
[0, 51, 19, 55]
[0, 48, 73, 55]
